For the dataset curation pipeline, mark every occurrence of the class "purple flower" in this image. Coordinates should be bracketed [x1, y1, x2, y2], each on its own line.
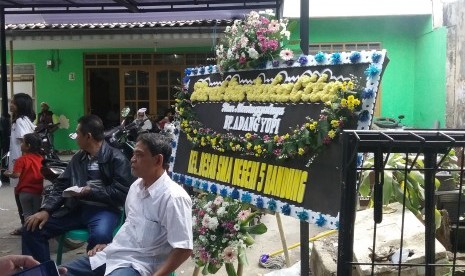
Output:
[281, 204, 291, 215]
[210, 184, 218, 194]
[199, 67, 205, 74]
[362, 88, 374, 99]
[256, 197, 264, 208]
[272, 60, 280, 67]
[231, 188, 240, 199]
[358, 110, 370, 122]
[349, 51, 361, 63]
[372, 52, 382, 63]
[220, 188, 228, 197]
[298, 55, 308, 66]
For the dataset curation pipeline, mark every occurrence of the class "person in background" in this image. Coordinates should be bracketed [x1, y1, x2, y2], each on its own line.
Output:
[135, 108, 152, 132]
[8, 93, 36, 236]
[63, 133, 193, 276]
[36, 102, 58, 146]
[22, 115, 135, 263]
[157, 108, 174, 130]
[3, 133, 44, 222]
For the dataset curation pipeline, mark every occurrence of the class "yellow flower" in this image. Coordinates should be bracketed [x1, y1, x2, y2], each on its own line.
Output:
[193, 129, 198, 135]
[340, 99, 347, 107]
[331, 120, 340, 128]
[211, 138, 217, 146]
[347, 81, 354, 90]
[328, 130, 336, 139]
[245, 133, 252, 139]
[284, 133, 290, 139]
[298, 148, 305, 155]
[309, 122, 317, 131]
[274, 135, 279, 142]
[246, 142, 252, 150]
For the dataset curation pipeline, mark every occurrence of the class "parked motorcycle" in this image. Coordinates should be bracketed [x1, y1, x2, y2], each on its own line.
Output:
[35, 123, 60, 160]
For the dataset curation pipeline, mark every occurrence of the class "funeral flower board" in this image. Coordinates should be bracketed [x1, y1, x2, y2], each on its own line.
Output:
[170, 50, 388, 228]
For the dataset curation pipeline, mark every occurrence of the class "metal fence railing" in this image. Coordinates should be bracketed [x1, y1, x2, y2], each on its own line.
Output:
[338, 130, 465, 276]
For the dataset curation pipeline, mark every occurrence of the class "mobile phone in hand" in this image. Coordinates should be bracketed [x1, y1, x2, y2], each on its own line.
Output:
[12, 260, 60, 276]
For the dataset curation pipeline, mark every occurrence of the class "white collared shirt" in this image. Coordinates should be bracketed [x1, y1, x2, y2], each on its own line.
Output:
[92, 172, 193, 276]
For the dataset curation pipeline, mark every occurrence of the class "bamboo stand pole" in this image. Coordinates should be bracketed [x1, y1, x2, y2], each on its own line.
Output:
[192, 266, 200, 276]
[275, 212, 291, 267]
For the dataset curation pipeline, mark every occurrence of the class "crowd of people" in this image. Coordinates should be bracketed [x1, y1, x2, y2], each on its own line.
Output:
[1, 94, 192, 276]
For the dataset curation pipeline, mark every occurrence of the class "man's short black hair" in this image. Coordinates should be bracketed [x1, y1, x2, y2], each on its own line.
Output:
[136, 133, 172, 167]
[77, 114, 105, 141]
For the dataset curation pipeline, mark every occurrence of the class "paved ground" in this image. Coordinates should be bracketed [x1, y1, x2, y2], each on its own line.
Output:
[0, 182, 326, 275]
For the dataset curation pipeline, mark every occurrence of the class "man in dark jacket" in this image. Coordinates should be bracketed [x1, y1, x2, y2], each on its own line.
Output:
[22, 115, 135, 263]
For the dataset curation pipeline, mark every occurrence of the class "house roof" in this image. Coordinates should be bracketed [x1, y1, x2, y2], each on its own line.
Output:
[1, 1, 281, 25]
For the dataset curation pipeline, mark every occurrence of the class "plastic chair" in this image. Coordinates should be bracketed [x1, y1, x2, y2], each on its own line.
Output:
[56, 209, 125, 265]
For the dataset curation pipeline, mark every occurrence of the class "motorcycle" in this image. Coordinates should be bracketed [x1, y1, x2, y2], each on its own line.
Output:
[40, 107, 141, 250]
[35, 123, 60, 160]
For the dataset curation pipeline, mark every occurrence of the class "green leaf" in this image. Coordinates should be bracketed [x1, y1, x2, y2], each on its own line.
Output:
[207, 263, 222, 274]
[243, 223, 268, 235]
[287, 20, 298, 33]
[225, 263, 237, 276]
[287, 39, 301, 45]
[383, 171, 394, 205]
[238, 246, 248, 266]
[359, 171, 373, 197]
[202, 264, 209, 275]
[435, 208, 442, 230]
[243, 233, 255, 246]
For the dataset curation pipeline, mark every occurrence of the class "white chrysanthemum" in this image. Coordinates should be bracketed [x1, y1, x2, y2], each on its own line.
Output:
[248, 48, 259, 59]
[210, 235, 217, 241]
[233, 224, 240, 231]
[217, 206, 226, 217]
[240, 36, 249, 48]
[213, 196, 224, 205]
[227, 49, 234, 59]
[207, 217, 219, 230]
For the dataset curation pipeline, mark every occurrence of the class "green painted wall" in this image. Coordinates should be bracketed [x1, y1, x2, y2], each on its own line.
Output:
[290, 15, 446, 128]
[414, 27, 447, 128]
[10, 46, 211, 150]
[9, 15, 447, 150]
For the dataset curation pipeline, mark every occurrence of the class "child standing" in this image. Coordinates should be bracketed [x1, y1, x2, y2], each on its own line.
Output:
[3, 133, 44, 221]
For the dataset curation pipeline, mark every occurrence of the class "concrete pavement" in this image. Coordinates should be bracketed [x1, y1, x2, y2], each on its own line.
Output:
[0, 183, 324, 275]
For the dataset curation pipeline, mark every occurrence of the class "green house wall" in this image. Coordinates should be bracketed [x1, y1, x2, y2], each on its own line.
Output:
[8, 15, 447, 150]
[291, 15, 447, 129]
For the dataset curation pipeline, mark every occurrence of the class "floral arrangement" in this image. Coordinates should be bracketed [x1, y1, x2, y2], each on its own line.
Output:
[192, 194, 267, 275]
[215, 10, 292, 71]
[175, 73, 363, 162]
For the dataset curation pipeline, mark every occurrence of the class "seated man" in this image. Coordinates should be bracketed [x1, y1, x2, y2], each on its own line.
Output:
[63, 133, 193, 276]
[23, 115, 136, 263]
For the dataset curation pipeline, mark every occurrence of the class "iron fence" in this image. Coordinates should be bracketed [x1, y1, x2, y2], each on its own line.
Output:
[338, 130, 465, 276]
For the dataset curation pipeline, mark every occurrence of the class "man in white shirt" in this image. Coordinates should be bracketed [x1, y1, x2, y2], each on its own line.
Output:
[63, 133, 193, 276]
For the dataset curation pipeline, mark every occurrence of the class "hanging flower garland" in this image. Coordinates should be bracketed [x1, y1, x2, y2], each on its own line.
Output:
[174, 72, 364, 162]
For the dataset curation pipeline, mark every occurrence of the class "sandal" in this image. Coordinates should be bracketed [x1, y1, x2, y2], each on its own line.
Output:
[10, 227, 22, 236]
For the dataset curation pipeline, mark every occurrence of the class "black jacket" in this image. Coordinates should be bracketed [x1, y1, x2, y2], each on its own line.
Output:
[41, 141, 136, 216]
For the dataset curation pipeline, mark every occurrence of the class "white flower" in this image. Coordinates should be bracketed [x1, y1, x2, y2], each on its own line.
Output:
[225, 26, 231, 32]
[207, 217, 219, 230]
[210, 235, 217, 241]
[249, 11, 259, 20]
[280, 49, 294, 61]
[217, 206, 226, 217]
[213, 196, 224, 205]
[227, 49, 234, 59]
[280, 29, 290, 40]
[240, 36, 249, 48]
[222, 246, 237, 263]
[238, 209, 251, 221]
[233, 224, 240, 231]
[248, 48, 259, 59]
[202, 215, 211, 228]
[268, 20, 280, 33]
